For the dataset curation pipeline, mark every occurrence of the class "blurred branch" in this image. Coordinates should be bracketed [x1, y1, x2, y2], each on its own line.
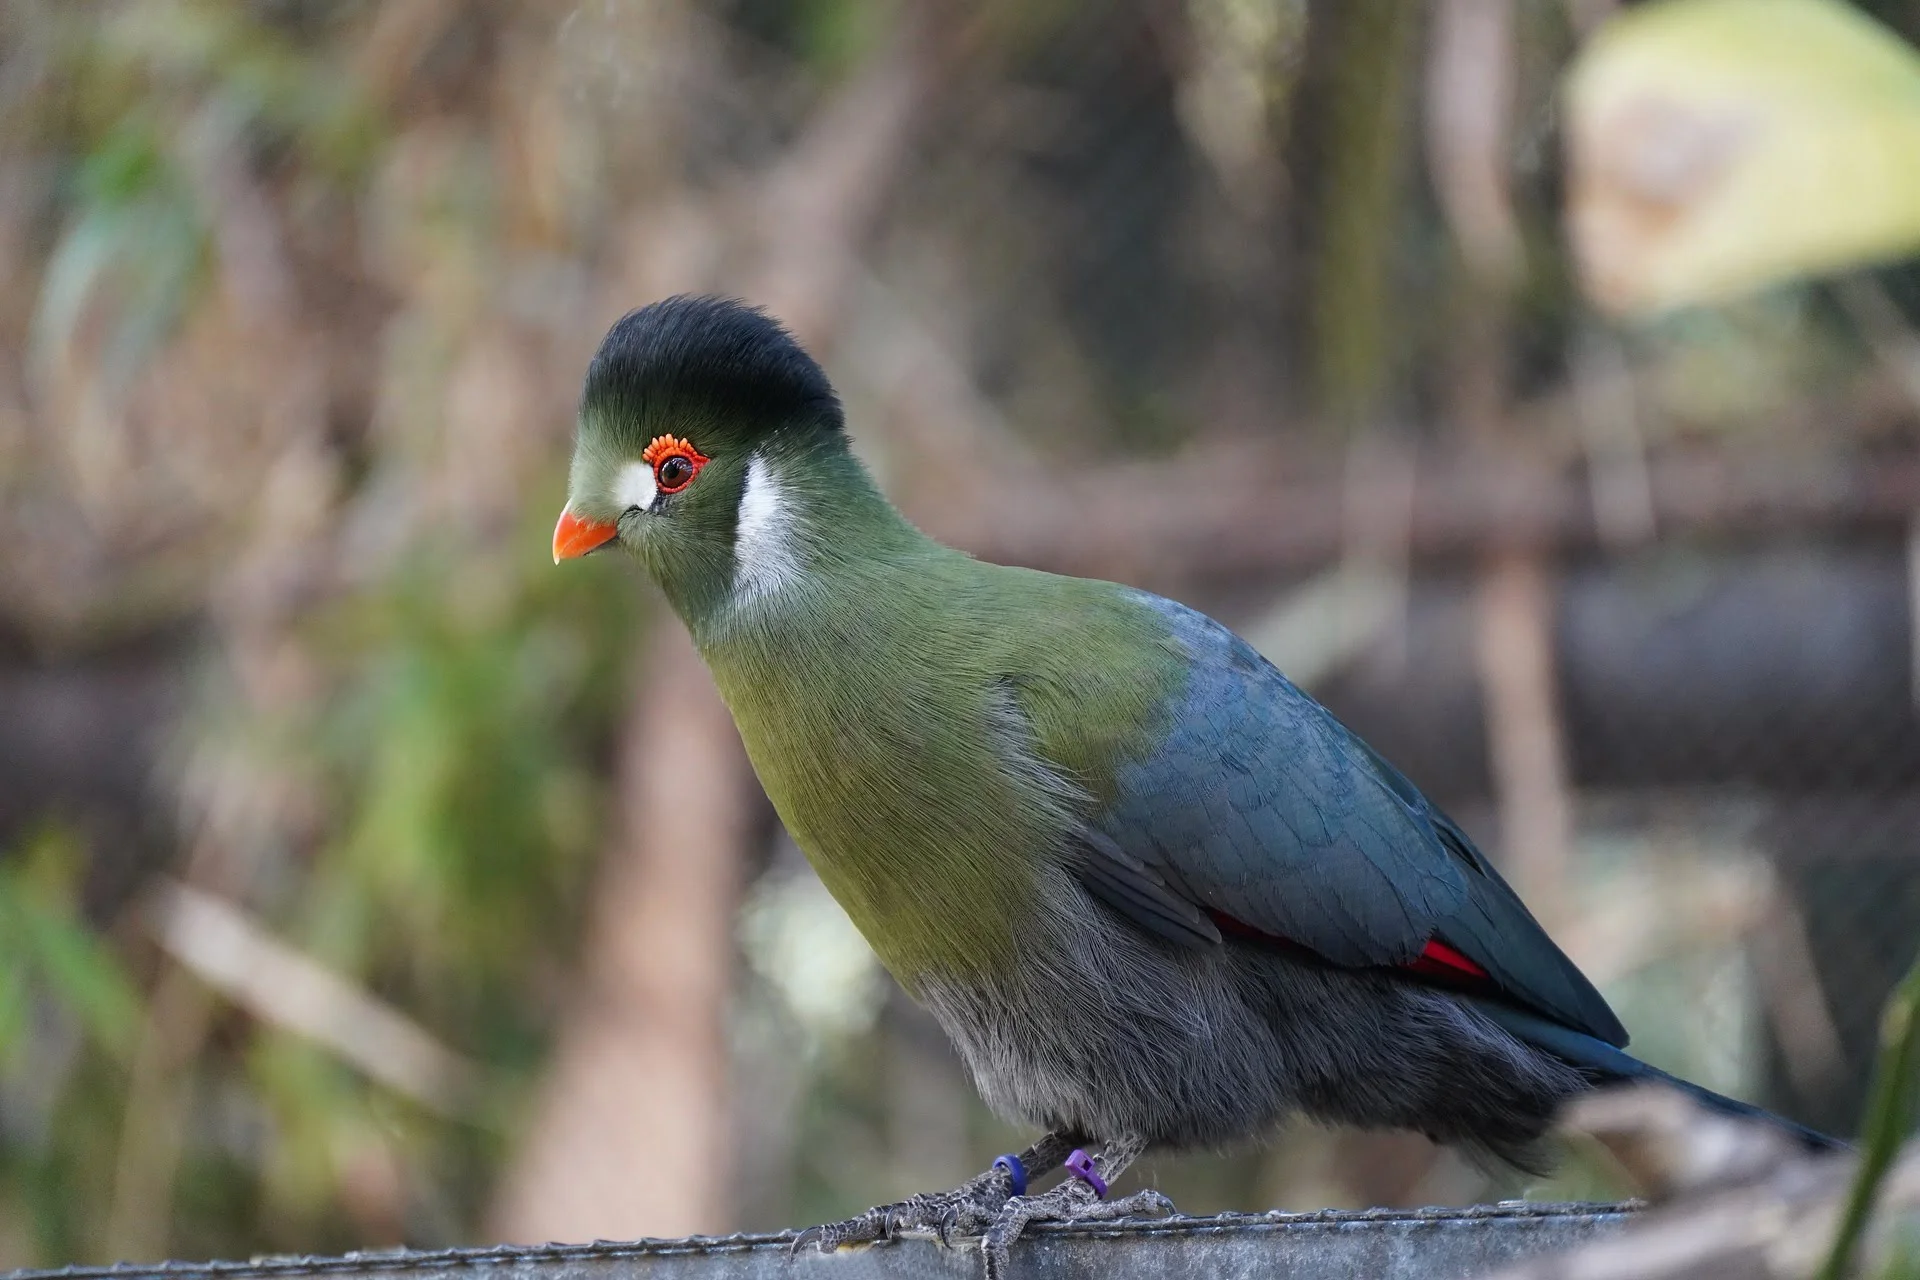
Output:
[1338, 430, 1417, 677]
[946, 442, 1920, 587]
[1175, 0, 1302, 222]
[748, 10, 934, 342]
[1234, 435, 1421, 694]
[1558, 848, 1771, 989]
[841, 271, 1034, 520]
[1571, 326, 1656, 549]
[1422, 0, 1575, 921]
[490, 623, 754, 1241]
[1240, 559, 1406, 692]
[1568, 1085, 1806, 1202]
[146, 879, 480, 1114]
[1475, 553, 1574, 915]
[1749, 891, 1846, 1101]
[1425, 0, 1521, 287]
[1487, 952, 1920, 1280]
[352, 0, 461, 107]
[1310, 0, 1421, 426]
[1487, 1086, 1871, 1280]
[106, 966, 213, 1263]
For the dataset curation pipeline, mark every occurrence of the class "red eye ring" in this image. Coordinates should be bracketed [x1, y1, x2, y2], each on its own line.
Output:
[642, 434, 709, 495]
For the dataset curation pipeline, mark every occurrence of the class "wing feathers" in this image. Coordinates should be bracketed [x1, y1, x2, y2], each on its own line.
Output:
[1057, 591, 1629, 1050]
[1076, 827, 1223, 947]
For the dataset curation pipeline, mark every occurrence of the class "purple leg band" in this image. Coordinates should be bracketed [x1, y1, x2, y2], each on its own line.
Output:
[992, 1153, 1028, 1197]
[1064, 1148, 1108, 1199]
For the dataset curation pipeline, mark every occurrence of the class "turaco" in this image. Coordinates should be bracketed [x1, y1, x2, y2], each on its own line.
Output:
[553, 295, 1838, 1276]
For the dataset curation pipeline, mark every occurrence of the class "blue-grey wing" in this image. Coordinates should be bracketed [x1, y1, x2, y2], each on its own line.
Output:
[1080, 591, 1626, 1047]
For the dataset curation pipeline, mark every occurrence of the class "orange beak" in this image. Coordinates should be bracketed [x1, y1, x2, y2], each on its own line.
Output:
[553, 507, 620, 563]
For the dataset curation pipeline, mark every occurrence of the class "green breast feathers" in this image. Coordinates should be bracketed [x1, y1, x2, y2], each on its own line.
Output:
[701, 558, 1183, 985]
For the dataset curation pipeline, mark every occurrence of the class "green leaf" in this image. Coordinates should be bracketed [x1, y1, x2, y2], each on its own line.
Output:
[31, 123, 208, 393]
[0, 832, 142, 1062]
[1565, 0, 1920, 316]
[1818, 944, 1920, 1280]
[14, 908, 141, 1062]
[0, 962, 29, 1067]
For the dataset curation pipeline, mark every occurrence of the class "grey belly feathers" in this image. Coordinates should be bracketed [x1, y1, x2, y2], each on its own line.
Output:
[917, 867, 1589, 1173]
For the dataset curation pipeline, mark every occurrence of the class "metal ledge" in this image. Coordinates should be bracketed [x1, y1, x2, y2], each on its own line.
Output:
[4, 1202, 1637, 1280]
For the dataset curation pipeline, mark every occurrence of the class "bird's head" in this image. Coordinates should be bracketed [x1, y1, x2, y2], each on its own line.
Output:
[553, 295, 852, 622]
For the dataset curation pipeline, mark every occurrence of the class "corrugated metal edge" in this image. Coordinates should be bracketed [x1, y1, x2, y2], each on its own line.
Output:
[2, 1202, 1641, 1280]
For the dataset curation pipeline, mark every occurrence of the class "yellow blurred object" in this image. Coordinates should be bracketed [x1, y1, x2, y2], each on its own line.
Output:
[1565, 0, 1920, 317]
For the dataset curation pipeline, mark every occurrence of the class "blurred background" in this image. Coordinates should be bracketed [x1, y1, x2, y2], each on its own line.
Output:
[3, 0, 1920, 1266]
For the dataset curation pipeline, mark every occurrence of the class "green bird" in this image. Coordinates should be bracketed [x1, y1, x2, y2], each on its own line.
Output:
[553, 296, 1838, 1275]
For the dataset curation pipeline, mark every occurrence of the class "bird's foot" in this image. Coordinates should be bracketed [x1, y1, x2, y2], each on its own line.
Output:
[979, 1144, 1173, 1280]
[789, 1133, 1076, 1257]
[788, 1173, 1007, 1254]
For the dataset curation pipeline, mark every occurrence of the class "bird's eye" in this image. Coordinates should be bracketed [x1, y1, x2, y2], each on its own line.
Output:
[657, 455, 694, 491]
[642, 433, 709, 496]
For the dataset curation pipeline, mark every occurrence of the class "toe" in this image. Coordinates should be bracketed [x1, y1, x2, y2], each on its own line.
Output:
[1108, 1188, 1176, 1219]
[786, 1225, 822, 1259]
[789, 1210, 885, 1256]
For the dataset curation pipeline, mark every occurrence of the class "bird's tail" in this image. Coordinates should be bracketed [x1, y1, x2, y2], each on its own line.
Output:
[1472, 999, 1849, 1153]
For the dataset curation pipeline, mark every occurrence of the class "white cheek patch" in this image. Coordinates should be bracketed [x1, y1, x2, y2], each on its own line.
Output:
[613, 460, 657, 513]
[732, 453, 804, 606]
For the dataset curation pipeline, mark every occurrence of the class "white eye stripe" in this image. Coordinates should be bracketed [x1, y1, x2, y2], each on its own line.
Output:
[614, 460, 657, 512]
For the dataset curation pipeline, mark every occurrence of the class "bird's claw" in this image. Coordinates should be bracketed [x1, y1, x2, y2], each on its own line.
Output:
[788, 1134, 1166, 1273]
[788, 1168, 1015, 1258]
[979, 1183, 1175, 1280]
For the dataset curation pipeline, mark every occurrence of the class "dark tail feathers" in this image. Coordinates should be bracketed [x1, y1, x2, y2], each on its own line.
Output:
[1619, 1055, 1848, 1152]
[1473, 998, 1849, 1153]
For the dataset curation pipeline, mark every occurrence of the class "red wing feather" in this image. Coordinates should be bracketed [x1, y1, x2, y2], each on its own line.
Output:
[1407, 937, 1489, 980]
[1207, 909, 1489, 985]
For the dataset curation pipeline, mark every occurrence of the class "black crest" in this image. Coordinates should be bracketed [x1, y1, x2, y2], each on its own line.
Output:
[583, 295, 842, 438]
